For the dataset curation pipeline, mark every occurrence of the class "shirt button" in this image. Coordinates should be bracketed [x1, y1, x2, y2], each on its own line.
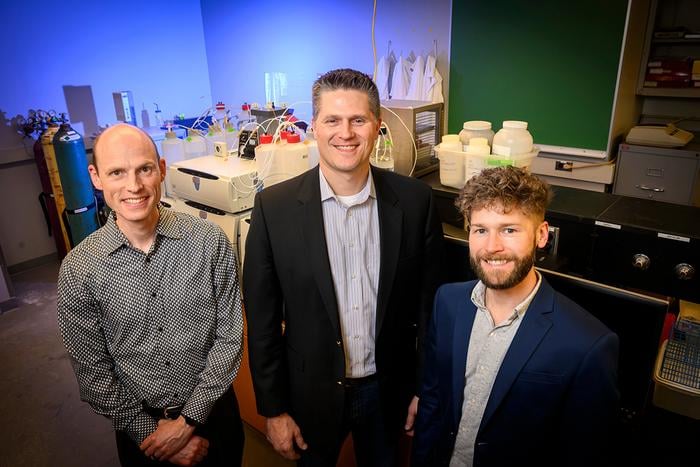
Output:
[151, 292, 157, 298]
[157, 327, 163, 332]
[337, 380, 343, 386]
[145, 257, 151, 263]
[336, 340, 342, 347]
[349, 242, 354, 248]
[173, 393, 178, 398]
[353, 305, 359, 310]
[164, 361, 170, 367]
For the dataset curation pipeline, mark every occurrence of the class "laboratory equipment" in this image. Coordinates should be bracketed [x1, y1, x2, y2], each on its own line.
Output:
[626, 124, 694, 148]
[380, 100, 443, 176]
[168, 155, 258, 214]
[52, 122, 100, 246]
[112, 91, 136, 125]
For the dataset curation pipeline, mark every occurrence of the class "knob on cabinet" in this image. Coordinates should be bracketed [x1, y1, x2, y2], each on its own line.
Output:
[632, 254, 650, 271]
[674, 263, 695, 281]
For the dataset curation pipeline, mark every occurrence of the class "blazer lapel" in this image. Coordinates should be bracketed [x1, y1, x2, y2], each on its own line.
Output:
[452, 287, 477, 428]
[298, 167, 340, 333]
[479, 278, 555, 430]
[373, 168, 403, 335]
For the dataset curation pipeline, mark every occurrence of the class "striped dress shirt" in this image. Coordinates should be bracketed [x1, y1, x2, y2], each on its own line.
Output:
[319, 169, 381, 378]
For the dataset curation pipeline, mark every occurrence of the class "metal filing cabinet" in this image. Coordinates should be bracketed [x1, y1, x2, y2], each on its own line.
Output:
[613, 143, 700, 206]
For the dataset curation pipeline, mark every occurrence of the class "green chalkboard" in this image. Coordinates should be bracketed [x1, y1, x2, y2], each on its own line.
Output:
[449, 0, 628, 152]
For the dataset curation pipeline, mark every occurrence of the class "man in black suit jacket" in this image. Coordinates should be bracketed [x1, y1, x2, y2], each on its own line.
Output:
[243, 68, 443, 466]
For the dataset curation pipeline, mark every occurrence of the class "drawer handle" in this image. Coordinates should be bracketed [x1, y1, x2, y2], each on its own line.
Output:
[635, 184, 665, 193]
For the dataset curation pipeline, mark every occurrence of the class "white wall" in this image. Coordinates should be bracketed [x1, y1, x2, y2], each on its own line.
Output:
[0, 0, 213, 266]
[200, 0, 452, 123]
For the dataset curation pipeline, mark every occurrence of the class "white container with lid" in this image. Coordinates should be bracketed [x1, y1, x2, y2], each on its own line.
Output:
[459, 121, 494, 150]
[492, 120, 533, 157]
[437, 135, 466, 189]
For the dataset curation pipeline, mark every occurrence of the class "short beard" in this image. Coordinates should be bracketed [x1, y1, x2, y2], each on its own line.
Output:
[469, 248, 535, 290]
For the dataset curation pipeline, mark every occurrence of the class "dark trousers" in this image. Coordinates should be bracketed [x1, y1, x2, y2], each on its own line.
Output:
[115, 388, 244, 467]
[298, 377, 399, 467]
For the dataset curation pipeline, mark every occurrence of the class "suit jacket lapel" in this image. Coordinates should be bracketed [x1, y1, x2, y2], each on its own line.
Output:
[373, 168, 402, 336]
[452, 287, 477, 428]
[298, 167, 340, 333]
[479, 279, 555, 430]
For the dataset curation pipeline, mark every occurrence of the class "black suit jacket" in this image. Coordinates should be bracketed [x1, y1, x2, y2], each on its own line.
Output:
[243, 166, 443, 455]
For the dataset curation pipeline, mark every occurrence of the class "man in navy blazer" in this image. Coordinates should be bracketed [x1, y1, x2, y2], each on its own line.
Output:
[412, 166, 619, 467]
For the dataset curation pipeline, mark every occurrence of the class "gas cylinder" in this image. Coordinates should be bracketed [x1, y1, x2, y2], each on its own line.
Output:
[52, 123, 100, 246]
[40, 123, 72, 254]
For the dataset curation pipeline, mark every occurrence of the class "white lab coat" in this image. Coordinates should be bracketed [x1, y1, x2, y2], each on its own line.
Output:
[375, 55, 391, 100]
[422, 54, 444, 103]
[406, 54, 426, 101]
[390, 55, 410, 100]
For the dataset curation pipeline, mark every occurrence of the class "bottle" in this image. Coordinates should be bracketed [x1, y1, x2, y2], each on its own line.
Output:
[161, 131, 186, 196]
[492, 121, 533, 157]
[459, 121, 494, 150]
[305, 127, 320, 168]
[437, 134, 465, 189]
[154, 104, 164, 128]
[184, 129, 207, 158]
[255, 133, 280, 188]
[371, 127, 394, 171]
[284, 133, 309, 177]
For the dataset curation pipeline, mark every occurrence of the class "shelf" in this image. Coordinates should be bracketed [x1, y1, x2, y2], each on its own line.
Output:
[637, 87, 700, 98]
[652, 38, 700, 44]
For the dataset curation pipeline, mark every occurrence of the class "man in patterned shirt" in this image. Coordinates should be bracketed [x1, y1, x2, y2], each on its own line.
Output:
[57, 124, 244, 466]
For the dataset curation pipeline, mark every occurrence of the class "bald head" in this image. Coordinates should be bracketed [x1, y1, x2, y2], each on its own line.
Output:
[92, 124, 159, 172]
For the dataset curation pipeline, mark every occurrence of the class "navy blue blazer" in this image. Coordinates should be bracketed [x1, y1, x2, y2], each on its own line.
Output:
[412, 278, 619, 467]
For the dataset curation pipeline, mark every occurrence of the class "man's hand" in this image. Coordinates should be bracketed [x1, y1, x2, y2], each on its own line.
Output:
[140, 416, 196, 461]
[404, 396, 419, 436]
[266, 413, 308, 460]
[167, 435, 209, 467]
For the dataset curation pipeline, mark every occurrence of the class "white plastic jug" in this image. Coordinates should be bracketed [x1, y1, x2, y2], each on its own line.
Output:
[492, 121, 533, 156]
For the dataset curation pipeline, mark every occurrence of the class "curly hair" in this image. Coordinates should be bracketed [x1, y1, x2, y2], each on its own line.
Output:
[456, 166, 552, 225]
[312, 68, 380, 120]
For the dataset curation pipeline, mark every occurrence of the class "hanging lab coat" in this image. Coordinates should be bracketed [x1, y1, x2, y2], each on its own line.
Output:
[406, 54, 426, 101]
[375, 55, 391, 100]
[422, 54, 444, 103]
[390, 55, 410, 100]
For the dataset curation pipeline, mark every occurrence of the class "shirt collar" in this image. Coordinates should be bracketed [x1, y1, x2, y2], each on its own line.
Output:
[319, 168, 376, 204]
[99, 204, 182, 254]
[471, 270, 542, 320]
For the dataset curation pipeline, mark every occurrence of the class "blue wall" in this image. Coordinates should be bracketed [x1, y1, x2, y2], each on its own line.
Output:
[0, 0, 212, 266]
[201, 0, 452, 123]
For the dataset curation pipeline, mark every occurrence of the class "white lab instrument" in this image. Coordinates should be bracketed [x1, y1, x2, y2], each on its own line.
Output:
[170, 197, 250, 263]
[625, 124, 694, 148]
[168, 155, 258, 214]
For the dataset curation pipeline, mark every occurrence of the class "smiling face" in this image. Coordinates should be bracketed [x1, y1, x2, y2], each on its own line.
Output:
[468, 204, 549, 290]
[89, 124, 165, 235]
[312, 88, 381, 182]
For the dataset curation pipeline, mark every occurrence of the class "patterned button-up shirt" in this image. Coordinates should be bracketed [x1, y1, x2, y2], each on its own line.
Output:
[57, 206, 243, 443]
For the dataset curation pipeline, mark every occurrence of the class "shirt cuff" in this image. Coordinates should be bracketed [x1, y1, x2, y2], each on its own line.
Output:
[123, 411, 159, 445]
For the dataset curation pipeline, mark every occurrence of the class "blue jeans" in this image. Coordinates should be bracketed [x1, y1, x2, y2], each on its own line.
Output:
[298, 376, 399, 467]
